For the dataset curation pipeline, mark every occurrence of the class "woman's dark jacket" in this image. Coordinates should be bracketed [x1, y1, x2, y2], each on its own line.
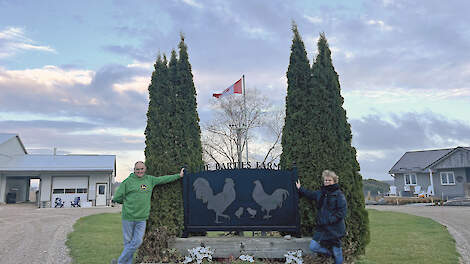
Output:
[298, 184, 347, 243]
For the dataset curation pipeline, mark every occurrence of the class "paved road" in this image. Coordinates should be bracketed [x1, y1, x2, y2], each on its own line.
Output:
[368, 205, 470, 264]
[0, 203, 121, 264]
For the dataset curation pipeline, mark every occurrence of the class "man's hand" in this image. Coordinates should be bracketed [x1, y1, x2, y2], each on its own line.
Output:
[180, 168, 185, 178]
[296, 180, 301, 189]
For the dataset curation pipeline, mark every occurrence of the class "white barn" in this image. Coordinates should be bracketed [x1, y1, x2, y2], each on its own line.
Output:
[0, 133, 116, 208]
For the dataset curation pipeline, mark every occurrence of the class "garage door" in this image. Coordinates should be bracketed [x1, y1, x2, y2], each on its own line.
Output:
[51, 177, 88, 208]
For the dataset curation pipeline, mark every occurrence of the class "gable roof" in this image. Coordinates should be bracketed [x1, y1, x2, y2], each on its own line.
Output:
[0, 133, 27, 154]
[425, 147, 470, 170]
[0, 154, 115, 172]
[0, 134, 16, 145]
[389, 148, 454, 174]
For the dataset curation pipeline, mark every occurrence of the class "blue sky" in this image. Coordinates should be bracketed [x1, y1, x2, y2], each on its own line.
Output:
[1, 0, 469, 181]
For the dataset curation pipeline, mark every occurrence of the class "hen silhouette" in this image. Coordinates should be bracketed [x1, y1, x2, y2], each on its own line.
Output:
[252, 180, 289, 219]
[193, 177, 236, 223]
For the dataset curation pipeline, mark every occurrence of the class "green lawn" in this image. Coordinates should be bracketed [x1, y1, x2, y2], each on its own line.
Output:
[66, 213, 123, 264]
[66, 210, 460, 264]
[357, 209, 460, 264]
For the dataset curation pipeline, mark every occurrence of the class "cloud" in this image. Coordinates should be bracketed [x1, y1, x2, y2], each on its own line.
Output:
[351, 112, 470, 151]
[0, 63, 151, 128]
[0, 27, 55, 58]
[180, 0, 203, 9]
[304, 15, 323, 24]
[0, 120, 144, 152]
[349, 111, 470, 179]
[366, 19, 393, 31]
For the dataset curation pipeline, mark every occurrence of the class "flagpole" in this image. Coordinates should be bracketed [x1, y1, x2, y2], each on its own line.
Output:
[243, 75, 248, 163]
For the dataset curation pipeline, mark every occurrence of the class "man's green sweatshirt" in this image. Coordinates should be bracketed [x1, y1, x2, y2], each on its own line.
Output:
[112, 173, 180, 221]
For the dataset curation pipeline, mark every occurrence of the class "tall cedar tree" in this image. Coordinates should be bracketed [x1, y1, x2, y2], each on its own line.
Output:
[310, 33, 369, 256]
[281, 27, 369, 257]
[176, 35, 204, 171]
[143, 36, 203, 245]
[280, 24, 314, 228]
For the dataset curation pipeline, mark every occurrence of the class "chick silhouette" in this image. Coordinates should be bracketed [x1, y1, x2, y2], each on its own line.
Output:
[235, 207, 244, 219]
[246, 207, 257, 218]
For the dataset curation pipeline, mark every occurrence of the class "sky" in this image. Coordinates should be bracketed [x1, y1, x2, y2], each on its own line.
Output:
[1, 0, 470, 182]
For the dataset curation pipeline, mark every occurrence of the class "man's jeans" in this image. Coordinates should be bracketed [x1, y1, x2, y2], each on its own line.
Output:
[309, 239, 343, 264]
[118, 220, 146, 264]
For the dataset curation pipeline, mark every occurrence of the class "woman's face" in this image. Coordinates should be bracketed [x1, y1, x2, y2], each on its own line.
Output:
[323, 176, 335, 186]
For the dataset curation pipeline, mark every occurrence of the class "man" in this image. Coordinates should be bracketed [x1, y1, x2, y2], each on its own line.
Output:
[111, 161, 184, 264]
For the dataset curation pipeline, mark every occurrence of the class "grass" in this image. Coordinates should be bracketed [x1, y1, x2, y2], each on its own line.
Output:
[66, 213, 123, 264]
[67, 210, 460, 264]
[356, 209, 460, 264]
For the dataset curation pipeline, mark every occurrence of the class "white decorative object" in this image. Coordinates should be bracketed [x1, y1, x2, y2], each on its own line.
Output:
[239, 254, 255, 262]
[284, 250, 303, 264]
[183, 246, 215, 264]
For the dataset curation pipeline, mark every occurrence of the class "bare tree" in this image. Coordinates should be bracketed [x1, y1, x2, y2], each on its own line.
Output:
[202, 89, 283, 165]
[260, 107, 284, 164]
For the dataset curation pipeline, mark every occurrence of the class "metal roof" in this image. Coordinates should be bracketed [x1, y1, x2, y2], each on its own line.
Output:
[389, 148, 454, 174]
[0, 133, 27, 154]
[0, 154, 115, 171]
[0, 133, 18, 145]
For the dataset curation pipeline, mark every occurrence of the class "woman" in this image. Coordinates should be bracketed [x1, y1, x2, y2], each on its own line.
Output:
[296, 170, 347, 264]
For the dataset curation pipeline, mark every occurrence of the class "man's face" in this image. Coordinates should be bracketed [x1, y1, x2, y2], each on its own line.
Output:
[134, 162, 146, 178]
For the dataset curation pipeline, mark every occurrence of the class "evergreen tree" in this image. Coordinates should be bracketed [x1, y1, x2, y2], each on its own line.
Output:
[144, 54, 174, 174]
[280, 23, 312, 171]
[144, 50, 186, 238]
[176, 34, 204, 171]
[309, 33, 369, 256]
[280, 23, 318, 241]
[281, 26, 369, 257]
[139, 36, 203, 262]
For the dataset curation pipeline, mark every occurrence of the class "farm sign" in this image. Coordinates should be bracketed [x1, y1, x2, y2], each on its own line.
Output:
[182, 168, 300, 236]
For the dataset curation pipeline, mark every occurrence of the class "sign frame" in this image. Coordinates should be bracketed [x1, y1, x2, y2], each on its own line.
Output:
[182, 168, 300, 237]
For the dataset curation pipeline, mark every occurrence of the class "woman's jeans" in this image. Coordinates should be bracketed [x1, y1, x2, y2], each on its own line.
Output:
[309, 239, 343, 264]
[118, 220, 146, 264]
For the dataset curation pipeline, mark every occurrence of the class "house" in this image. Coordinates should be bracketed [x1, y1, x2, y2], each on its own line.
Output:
[0, 133, 116, 208]
[389, 147, 470, 199]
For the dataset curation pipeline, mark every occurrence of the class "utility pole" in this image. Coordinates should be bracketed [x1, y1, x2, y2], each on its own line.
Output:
[236, 127, 242, 167]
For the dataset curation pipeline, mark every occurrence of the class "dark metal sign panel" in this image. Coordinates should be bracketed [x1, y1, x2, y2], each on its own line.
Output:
[182, 168, 299, 235]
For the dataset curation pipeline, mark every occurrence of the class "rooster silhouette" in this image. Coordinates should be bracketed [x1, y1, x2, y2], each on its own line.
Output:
[252, 180, 289, 219]
[193, 177, 236, 223]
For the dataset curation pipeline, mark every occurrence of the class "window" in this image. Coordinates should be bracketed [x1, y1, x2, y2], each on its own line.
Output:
[53, 189, 65, 194]
[98, 185, 105, 195]
[441, 172, 455, 185]
[404, 173, 417, 185]
[65, 188, 76, 194]
[76, 188, 88, 193]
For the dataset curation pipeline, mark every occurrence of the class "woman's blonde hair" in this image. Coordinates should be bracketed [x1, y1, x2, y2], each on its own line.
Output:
[322, 170, 339, 183]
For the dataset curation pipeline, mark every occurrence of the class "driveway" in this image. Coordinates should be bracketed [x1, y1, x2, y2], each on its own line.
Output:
[0, 203, 121, 264]
[367, 205, 470, 264]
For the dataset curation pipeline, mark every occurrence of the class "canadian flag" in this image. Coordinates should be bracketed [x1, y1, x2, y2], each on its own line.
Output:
[212, 78, 242, 98]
